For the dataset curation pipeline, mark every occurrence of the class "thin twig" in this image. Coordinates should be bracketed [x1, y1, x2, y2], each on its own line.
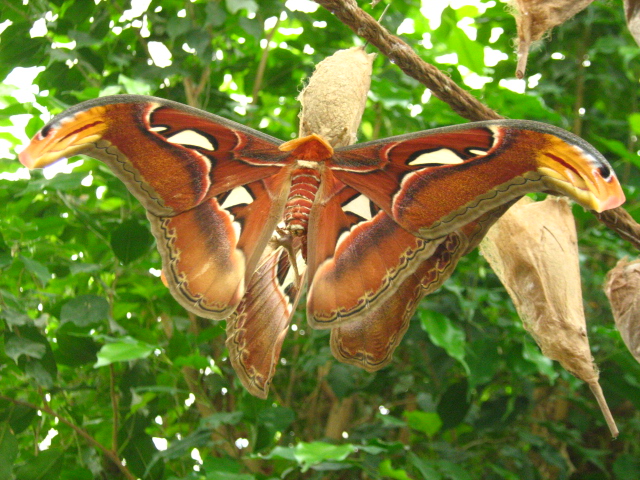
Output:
[184, 66, 211, 109]
[251, 16, 281, 105]
[1, 0, 30, 21]
[313, 0, 640, 251]
[109, 364, 120, 454]
[0, 394, 136, 480]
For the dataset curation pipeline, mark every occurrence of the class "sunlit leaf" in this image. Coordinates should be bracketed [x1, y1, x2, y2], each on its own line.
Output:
[404, 410, 443, 437]
[94, 337, 156, 367]
[378, 459, 413, 480]
[294, 442, 355, 472]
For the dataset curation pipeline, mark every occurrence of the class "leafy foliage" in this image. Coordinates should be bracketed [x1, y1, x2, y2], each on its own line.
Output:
[1, 0, 639, 479]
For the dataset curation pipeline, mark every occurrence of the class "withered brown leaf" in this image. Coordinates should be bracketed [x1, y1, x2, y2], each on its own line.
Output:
[481, 196, 618, 437]
[604, 257, 640, 364]
[510, 0, 594, 78]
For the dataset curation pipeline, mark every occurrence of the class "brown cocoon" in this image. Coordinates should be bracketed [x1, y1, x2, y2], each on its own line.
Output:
[625, 0, 640, 47]
[604, 257, 640, 364]
[480, 196, 618, 437]
[510, 0, 594, 78]
[298, 46, 375, 147]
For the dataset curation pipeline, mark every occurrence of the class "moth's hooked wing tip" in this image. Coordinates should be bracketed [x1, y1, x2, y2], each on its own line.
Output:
[591, 172, 626, 212]
[537, 138, 626, 213]
[19, 109, 108, 170]
[597, 190, 626, 211]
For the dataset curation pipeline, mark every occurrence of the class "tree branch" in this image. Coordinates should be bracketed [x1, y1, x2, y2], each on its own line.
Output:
[0, 394, 136, 480]
[314, 0, 501, 122]
[314, 0, 640, 251]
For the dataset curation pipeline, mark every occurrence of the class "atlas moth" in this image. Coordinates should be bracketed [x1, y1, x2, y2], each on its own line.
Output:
[20, 95, 625, 397]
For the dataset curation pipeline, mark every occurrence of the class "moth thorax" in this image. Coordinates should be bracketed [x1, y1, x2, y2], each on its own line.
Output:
[283, 167, 320, 237]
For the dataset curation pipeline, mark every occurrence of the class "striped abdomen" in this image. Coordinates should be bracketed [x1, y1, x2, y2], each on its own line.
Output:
[284, 166, 321, 237]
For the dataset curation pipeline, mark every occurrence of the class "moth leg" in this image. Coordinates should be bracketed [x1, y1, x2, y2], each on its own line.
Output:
[274, 226, 303, 285]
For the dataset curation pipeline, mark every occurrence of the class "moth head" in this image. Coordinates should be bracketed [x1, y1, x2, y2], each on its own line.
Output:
[279, 133, 334, 160]
[536, 134, 625, 212]
[19, 106, 109, 169]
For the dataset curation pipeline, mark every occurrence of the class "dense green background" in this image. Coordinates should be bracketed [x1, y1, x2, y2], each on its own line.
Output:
[1, 0, 640, 479]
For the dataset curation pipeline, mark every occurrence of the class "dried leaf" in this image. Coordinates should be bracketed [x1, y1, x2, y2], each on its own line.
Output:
[604, 257, 640, 364]
[510, 0, 594, 78]
[624, 0, 640, 47]
[480, 196, 618, 437]
[298, 46, 375, 147]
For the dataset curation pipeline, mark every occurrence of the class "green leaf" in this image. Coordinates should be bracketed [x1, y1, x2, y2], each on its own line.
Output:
[24, 359, 55, 389]
[201, 456, 244, 475]
[3, 404, 37, 434]
[404, 411, 443, 437]
[19, 256, 51, 285]
[205, 2, 227, 27]
[20, 172, 86, 193]
[408, 453, 443, 480]
[356, 444, 389, 455]
[263, 446, 296, 461]
[151, 429, 211, 463]
[68, 262, 102, 275]
[94, 337, 156, 367]
[448, 28, 484, 74]
[173, 354, 211, 369]
[239, 17, 262, 40]
[55, 326, 100, 367]
[522, 340, 558, 382]
[60, 294, 109, 327]
[613, 453, 640, 480]
[327, 362, 372, 398]
[199, 411, 243, 430]
[15, 448, 64, 480]
[166, 17, 192, 39]
[593, 135, 640, 169]
[294, 442, 355, 472]
[204, 472, 255, 480]
[378, 459, 413, 480]
[110, 219, 154, 265]
[4, 334, 46, 362]
[377, 413, 406, 428]
[0, 24, 47, 80]
[25, 116, 45, 142]
[59, 468, 94, 480]
[225, 0, 258, 14]
[254, 406, 296, 451]
[5, 327, 58, 387]
[437, 379, 470, 430]
[118, 74, 153, 96]
[628, 113, 640, 135]
[0, 423, 19, 480]
[419, 310, 469, 374]
[433, 460, 473, 480]
[62, 0, 94, 24]
[120, 422, 164, 479]
[257, 406, 295, 432]
[466, 339, 501, 389]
